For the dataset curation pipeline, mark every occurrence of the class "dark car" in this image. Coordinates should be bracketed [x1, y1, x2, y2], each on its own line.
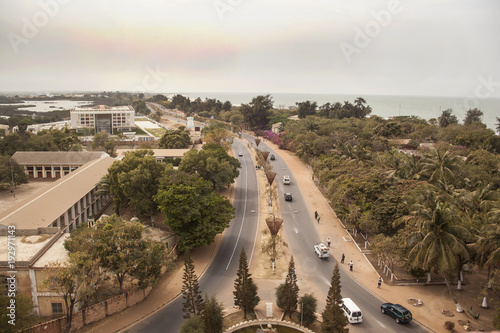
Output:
[284, 193, 292, 201]
[270, 154, 275, 160]
[381, 303, 412, 324]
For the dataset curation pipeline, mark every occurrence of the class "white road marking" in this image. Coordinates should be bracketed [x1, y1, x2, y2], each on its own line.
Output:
[226, 147, 249, 270]
[374, 319, 386, 328]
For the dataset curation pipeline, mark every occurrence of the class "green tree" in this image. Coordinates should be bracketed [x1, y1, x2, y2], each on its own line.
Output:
[296, 101, 317, 119]
[43, 254, 104, 333]
[0, 293, 37, 332]
[496, 117, 500, 134]
[418, 149, 462, 186]
[438, 109, 458, 127]
[0, 156, 28, 191]
[155, 171, 235, 251]
[233, 248, 260, 319]
[299, 293, 318, 326]
[179, 143, 241, 191]
[463, 108, 483, 126]
[276, 256, 299, 319]
[180, 315, 203, 333]
[203, 293, 224, 333]
[321, 263, 348, 333]
[102, 149, 166, 215]
[397, 191, 472, 313]
[118, 151, 170, 222]
[65, 216, 167, 294]
[181, 252, 204, 318]
[158, 129, 192, 149]
[240, 94, 274, 130]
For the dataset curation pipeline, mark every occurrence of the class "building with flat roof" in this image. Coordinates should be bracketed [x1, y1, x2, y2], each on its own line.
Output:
[70, 105, 135, 134]
[12, 151, 108, 179]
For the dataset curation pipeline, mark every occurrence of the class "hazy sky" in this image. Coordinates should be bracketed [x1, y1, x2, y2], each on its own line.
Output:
[1, 0, 499, 97]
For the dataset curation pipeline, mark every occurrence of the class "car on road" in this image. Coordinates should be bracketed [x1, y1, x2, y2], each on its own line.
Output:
[314, 243, 330, 258]
[238, 151, 243, 157]
[270, 154, 275, 160]
[381, 303, 412, 324]
[283, 175, 290, 185]
[284, 192, 292, 201]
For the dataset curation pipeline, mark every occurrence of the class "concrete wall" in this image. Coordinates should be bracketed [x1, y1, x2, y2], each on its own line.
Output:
[24, 286, 154, 332]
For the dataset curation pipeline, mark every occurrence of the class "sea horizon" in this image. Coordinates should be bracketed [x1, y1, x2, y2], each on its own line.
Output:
[2, 91, 498, 131]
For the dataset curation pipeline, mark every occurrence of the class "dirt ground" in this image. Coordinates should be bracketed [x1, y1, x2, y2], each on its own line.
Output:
[253, 136, 500, 333]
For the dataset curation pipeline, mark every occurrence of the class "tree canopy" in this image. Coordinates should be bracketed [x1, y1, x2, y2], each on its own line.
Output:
[240, 94, 274, 130]
[179, 143, 241, 191]
[158, 129, 192, 149]
[155, 170, 235, 251]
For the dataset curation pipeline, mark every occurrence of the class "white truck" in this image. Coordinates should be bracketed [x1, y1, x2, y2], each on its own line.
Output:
[314, 243, 330, 259]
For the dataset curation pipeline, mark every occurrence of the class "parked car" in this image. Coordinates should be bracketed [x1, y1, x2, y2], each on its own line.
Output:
[283, 175, 290, 185]
[284, 192, 292, 201]
[381, 303, 412, 324]
[270, 154, 275, 160]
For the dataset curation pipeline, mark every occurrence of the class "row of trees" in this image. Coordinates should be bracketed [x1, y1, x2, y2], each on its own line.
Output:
[180, 249, 350, 332]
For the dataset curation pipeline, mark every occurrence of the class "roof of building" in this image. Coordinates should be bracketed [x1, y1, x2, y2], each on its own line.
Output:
[32, 233, 70, 268]
[71, 105, 134, 112]
[0, 156, 115, 229]
[115, 149, 191, 159]
[12, 151, 108, 165]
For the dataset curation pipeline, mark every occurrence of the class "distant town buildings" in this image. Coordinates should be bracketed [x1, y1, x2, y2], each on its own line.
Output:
[70, 105, 135, 134]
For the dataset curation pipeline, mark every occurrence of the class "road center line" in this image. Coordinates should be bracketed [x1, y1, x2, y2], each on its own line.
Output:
[226, 150, 248, 270]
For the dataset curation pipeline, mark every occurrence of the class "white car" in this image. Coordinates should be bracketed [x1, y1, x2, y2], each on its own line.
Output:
[314, 243, 330, 259]
[283, 175, 290, 185]
[238, 151, 243, 157]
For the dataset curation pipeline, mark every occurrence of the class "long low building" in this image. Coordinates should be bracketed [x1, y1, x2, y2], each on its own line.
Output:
[12, 151, 108, 179]
[0, 156, 114, 232]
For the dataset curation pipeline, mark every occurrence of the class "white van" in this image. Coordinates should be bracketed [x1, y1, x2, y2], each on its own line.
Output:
[341, 298, 363, 324]
[283, 175, 290, 185]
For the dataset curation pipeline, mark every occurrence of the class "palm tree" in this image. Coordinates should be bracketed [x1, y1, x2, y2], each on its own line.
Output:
[418, 149, 462, 186]
[396, 190, 472, 312]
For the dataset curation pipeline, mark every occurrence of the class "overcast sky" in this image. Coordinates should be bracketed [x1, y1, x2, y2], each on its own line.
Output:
[1, 0, 499, 97]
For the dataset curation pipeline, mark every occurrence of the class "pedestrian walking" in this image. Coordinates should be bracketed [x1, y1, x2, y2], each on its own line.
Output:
[349, 261, 353, 271]
[378, 277, 382, 288]
[314, 211, 318, 220]
[317, 216, 320, 224]
[327, 237, 331, 247]
[341, 253, 345, 264]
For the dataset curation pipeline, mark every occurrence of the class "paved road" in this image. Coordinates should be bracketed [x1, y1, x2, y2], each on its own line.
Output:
[255, 137, 428, 333]
[124, 140, 258, 332]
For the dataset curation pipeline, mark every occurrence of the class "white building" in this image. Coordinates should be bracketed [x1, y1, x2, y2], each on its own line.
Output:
[70, 105, 135, 134]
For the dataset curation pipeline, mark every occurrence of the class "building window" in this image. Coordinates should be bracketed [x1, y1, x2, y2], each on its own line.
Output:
[52, 303, 63, 314]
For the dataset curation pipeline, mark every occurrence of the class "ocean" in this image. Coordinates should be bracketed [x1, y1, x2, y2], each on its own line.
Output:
[181, 93, 499, 131]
